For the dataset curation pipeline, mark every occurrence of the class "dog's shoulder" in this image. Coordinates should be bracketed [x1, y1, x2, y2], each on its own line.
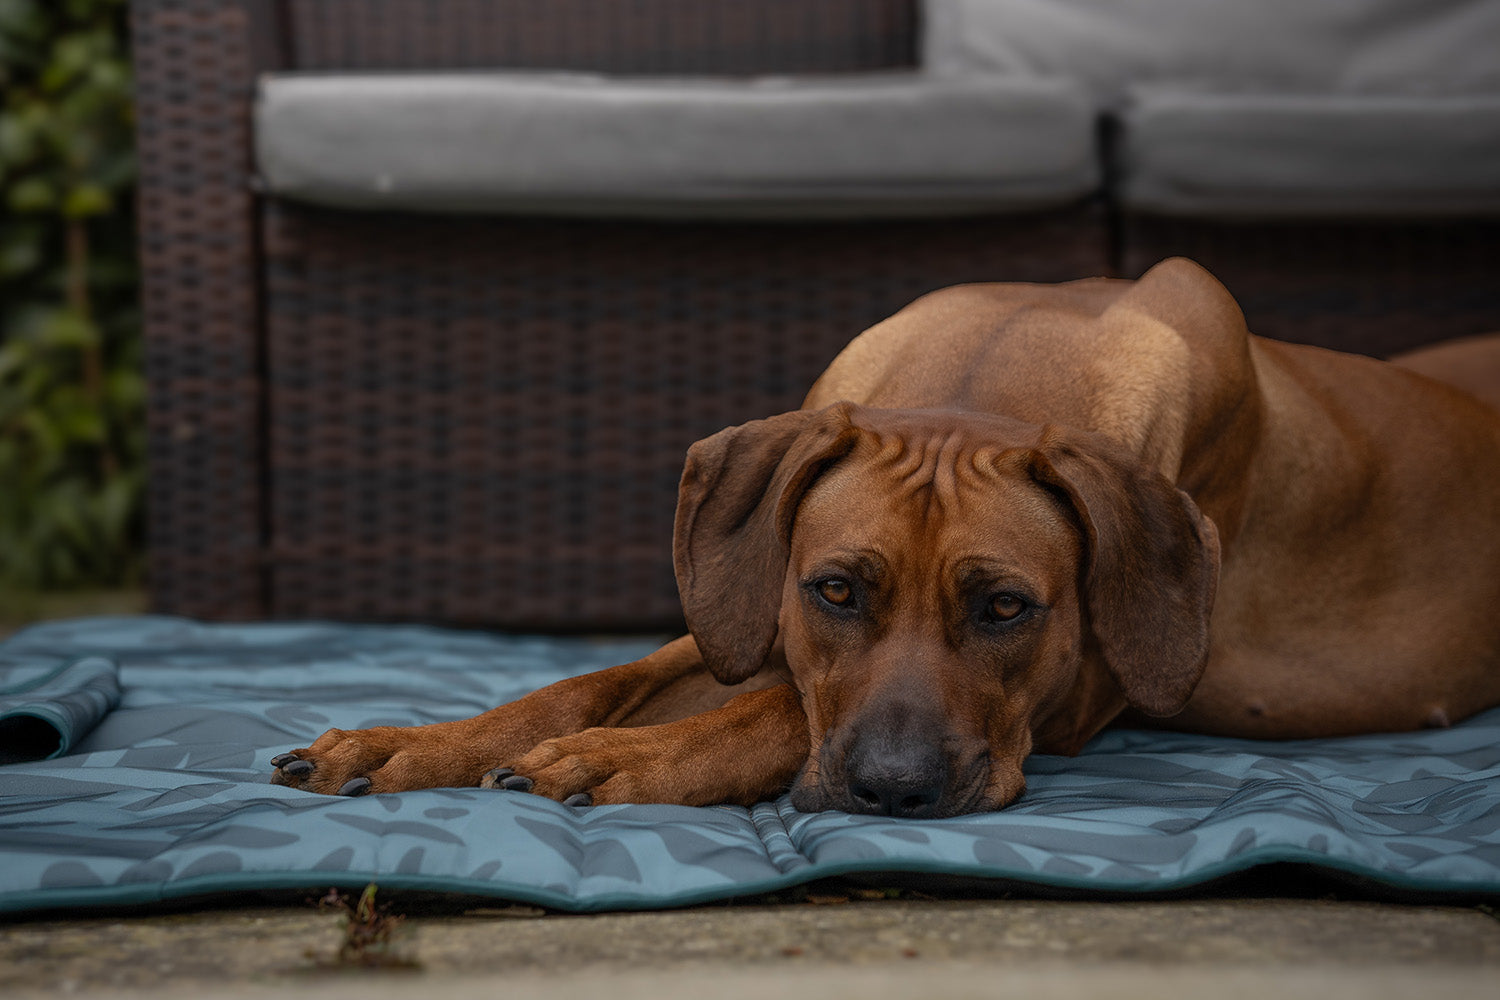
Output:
[807, 259, 1260, 479]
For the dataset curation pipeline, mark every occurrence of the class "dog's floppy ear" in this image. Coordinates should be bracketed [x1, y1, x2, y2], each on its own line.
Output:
[674, 403, 861, 683]
[1028, 429, 1220, 716]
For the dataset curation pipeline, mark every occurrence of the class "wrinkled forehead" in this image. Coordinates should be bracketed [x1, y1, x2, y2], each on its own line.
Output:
[790, 420, 1080, 577]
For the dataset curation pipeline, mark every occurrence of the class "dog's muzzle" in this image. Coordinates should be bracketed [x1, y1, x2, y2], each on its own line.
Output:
[791, 702, 992, 817]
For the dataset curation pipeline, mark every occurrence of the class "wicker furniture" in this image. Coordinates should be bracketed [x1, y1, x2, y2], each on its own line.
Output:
[132, 0, 1107, 628]
[133, 0, 1499, 630]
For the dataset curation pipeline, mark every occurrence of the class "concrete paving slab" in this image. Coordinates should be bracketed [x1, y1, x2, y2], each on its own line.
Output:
[14, 962, 1500, 1000]
[3, 897, 1497, 998]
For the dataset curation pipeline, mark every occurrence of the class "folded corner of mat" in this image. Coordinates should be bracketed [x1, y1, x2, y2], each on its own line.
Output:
[0, 656, 121, 763]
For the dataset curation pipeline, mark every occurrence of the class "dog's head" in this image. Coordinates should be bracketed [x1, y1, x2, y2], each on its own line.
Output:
[674, 402, 1219, 816]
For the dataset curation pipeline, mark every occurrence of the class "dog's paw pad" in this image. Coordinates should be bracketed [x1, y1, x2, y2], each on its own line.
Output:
[562, 792, 593, 808]
[270, 752, 300, 768]
[499, 774, 534, 792]
[281, 759, 314, 777]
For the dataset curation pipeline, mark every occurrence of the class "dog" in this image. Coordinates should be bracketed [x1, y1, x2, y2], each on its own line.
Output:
[271, 258, 1500, 817]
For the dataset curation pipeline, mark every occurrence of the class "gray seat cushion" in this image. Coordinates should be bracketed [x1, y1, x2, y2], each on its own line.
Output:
[923, 0, 1500, 107]
[254, 72, 1099, 219]
[1118, 88, 1500, 218]
[922, 0, 1500, 218]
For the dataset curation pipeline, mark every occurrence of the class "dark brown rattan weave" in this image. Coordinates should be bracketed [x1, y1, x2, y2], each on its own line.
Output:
[285, 0, 917, 74]
[133, 0, 285, 620]
[261, 206, 1108, 628]
[1122, 216, 1500, 358]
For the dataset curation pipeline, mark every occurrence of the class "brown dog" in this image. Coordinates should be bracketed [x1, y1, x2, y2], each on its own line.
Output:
[271, 258, 1500, 817]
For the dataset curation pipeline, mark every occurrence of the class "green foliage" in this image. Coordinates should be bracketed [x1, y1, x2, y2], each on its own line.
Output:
[0, 0, 141, 590]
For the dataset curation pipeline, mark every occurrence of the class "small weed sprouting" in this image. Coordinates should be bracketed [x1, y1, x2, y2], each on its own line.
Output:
[308, 884, 421, 970]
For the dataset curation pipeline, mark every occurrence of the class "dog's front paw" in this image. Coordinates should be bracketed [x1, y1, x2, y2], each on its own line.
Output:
[270, 723, 490, 795]
[480, 728, 675, 807]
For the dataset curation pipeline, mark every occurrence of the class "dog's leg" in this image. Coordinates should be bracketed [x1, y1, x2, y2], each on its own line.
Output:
[270, 635, 764, 795]
[490, 683, 809, 807]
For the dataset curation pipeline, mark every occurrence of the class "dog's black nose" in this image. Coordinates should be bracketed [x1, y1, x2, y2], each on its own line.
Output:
[844, 741, 947, 818]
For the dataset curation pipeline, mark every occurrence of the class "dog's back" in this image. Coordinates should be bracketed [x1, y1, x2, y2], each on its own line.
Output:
[1392, 333, 1500, 413]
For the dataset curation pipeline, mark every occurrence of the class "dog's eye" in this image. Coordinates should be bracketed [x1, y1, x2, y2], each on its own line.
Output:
[817, 578, 853, 607]
[988, 593, 1027, 622]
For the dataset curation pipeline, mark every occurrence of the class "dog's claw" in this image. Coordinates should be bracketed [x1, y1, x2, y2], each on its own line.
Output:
[479, 767, 513, 789]
[270, 753, 299, 768]
[563, 793, 593, 808]
[338, 777, 371, 797]
[281, 759, 314, 777]
[499, 774, 534, 792]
